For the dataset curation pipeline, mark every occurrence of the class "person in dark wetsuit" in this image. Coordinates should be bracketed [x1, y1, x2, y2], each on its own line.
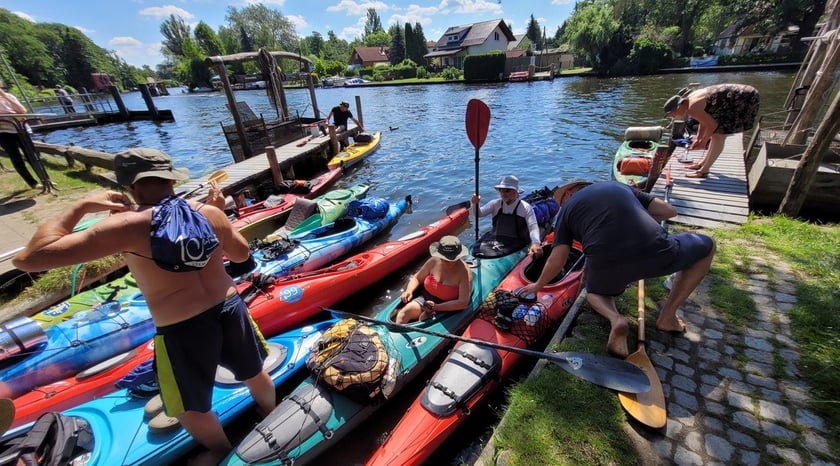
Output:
[519, 181, 716, 358]
[663, 83, 760, 178]
[325, 100, 364, 148]
[471, 175, 542, 256]
[394, 236, 473, 324]
[13, 148, 275, 464]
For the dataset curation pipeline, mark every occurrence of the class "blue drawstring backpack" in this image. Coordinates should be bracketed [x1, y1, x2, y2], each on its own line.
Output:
[150, 195, 220, 272]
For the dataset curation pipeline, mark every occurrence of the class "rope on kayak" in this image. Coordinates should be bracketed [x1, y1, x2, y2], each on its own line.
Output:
[70, 263, 86, 297]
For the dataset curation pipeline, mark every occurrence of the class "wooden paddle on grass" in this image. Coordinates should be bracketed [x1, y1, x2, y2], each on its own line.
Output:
[617, 282, 667, 427]
[328, 309, 651, 394]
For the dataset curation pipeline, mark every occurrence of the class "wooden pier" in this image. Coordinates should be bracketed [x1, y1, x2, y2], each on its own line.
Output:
[650, 134, 750, 229]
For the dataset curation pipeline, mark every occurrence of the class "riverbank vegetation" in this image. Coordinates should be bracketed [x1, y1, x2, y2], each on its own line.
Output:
[1, 2, 827, 97]
[493, 217, 840, 464]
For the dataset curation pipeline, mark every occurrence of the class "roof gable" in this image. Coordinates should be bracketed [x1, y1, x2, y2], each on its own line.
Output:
[352, 47, 390, 63]
[433, 19, 516, 50]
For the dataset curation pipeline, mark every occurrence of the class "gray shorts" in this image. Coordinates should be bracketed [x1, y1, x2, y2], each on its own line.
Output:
[585, 233, 714, 296]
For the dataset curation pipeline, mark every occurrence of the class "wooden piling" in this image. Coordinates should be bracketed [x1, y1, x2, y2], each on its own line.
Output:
[138, 84, 159, 120]
[107, 85, 130, 119]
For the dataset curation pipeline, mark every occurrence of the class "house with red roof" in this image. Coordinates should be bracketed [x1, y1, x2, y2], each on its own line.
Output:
[350, 47, 391, 69]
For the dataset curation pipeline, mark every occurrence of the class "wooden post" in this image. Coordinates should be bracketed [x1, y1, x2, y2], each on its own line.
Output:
[785, 32, 840, 145]
[308, 73, 320, 118]
[210, 59, 250, 162]
[779, 86, 840, 216]
[79, 88, 96, 113]
[328, 125, 339, 155]
[138, 84, 159, 120]
[354, 95, 363, 129]
[265, 146, 284, 187]
[107, 85, 129, 120]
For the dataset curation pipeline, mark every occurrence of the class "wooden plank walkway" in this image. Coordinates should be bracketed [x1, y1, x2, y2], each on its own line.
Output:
[649, 134, 750, 229]
[176, 132, 333, 198]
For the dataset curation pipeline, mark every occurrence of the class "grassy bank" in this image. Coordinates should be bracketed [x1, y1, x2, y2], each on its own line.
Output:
[493, 217, 840, 464]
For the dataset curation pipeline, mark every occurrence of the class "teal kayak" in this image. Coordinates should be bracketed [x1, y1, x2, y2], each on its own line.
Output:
[221, 240, 527, 465]
[0, 320, 337, 466]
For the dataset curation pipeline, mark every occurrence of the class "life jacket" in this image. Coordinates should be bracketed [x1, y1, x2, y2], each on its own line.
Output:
[619, 157, 652, 176]
[4, 412, 93, 466]
[305, 319, 397, 403]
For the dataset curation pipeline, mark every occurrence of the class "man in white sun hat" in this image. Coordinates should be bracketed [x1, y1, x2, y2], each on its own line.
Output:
[471, 175, 542, 257]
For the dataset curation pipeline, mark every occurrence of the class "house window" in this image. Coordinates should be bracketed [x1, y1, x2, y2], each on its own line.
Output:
[494, 32, 499, 41]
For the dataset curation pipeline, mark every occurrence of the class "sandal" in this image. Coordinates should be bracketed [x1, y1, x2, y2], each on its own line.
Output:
[685, 171, 709, 178]
[686, 163, 703, 170]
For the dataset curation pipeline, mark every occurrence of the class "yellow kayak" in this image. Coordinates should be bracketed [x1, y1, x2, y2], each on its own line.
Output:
[327, 131, 381, 169]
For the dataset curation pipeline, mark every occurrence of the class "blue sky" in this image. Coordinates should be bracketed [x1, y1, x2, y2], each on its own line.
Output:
[3, 0, 576, 68]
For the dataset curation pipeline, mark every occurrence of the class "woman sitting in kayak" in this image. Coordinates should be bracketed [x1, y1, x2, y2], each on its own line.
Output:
[394, 236, 472, 324]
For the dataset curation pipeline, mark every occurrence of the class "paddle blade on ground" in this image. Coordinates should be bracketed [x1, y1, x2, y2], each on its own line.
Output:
[618, 280, 667, 428]
[465, 99, 490, 149]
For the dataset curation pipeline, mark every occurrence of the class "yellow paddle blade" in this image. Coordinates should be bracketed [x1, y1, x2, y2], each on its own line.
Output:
[618, 345, 667, 428]
[207, 170, 228, 185]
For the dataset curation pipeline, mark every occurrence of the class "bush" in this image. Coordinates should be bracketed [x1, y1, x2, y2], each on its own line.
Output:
[628, 37, 673, 74]
[463, 51, 506, 81]
[440, 67, 462, 80]
[416, 67, 429, 79]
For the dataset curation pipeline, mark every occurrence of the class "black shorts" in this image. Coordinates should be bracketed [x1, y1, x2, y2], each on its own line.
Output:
[154, 294, 268, 416]
[585, 233, 714, 296]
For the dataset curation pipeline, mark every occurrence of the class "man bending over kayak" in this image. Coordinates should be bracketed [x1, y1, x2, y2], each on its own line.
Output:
[14, 148, 274, 464]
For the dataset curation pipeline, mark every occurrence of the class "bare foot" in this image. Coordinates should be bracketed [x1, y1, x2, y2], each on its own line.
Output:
[606, 318, 629, 358]
[655, 316, 687, 334]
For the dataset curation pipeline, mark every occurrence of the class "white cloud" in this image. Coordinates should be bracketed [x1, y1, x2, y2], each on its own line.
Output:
[109, 36, 163, 68]
[438, 0, 501, 15]
[551, 0, 574, 4]
[327, 0, 389, 16]
[11, 11, 34, 22]
[73, 25, 95, 34]
[388, 4, 438, 27]
[138, 5, 194, 19]
[339, 26, 364, 42]
[287, 14, 308, 33]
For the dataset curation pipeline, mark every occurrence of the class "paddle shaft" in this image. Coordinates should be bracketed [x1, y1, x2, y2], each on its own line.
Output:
[182, 170, 228, 198]
[638, 279, 646, 343]
[328, 309, 650, 393]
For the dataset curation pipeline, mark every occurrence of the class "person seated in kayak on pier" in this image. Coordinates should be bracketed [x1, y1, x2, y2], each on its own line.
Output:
[394, 236, 473, 324]
[471, 175, 543, 257]
[663, 83, 760, 178]
[518, 181, 716, 359]
[325, 100, 364, 148]
[13, 148, 275, 463]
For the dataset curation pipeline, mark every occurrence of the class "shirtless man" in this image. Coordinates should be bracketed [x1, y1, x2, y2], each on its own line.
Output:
[13, 148, 274, 463]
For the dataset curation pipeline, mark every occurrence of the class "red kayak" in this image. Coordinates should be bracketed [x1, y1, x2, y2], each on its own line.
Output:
[9, 203, 468, 430]
[231, 165, 342, 229]
[240, 202, 470, 337]
[366, 242, 584, 466]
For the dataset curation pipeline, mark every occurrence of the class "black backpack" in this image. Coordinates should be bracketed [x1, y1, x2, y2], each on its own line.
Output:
[1, 412, 93, 466]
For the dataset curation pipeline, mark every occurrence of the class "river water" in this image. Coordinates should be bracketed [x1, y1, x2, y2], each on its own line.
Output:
[43, 71, 795, 464]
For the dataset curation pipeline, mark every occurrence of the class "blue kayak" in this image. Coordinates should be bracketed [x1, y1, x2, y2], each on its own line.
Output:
[237, 196, 410, 279]
[0, 294, 154, 400]
[221, 240, 528, 465]
[0, 320, 337, 466]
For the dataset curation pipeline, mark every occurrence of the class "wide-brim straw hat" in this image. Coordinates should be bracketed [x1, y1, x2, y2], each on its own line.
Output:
[552, 180, 592, 202]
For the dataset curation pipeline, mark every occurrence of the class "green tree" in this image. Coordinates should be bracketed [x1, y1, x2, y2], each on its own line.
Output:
[160, 14, 191, 57]
[225, 4, 298, 51]
[364, 30, 391, 47]
[363, 8, 384, 39]
[193, 21, 225, 57]
[387, 24, 405, 65]
[323, 31, 350, 63]
[561, 0, 620, 70]
[412, 23, 429, 64]
[526, 14, 541, 49]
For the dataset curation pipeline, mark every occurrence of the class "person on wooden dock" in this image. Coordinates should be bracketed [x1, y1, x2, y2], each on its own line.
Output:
[663, 83, 760, 178]
[0, 79, 42, 189]
[471, 175, 543, 257]
[54, 85, 76, 113]
[518, 181, 716, 358]
[325, 100, 364, 148]
[13, 148, 274, 463]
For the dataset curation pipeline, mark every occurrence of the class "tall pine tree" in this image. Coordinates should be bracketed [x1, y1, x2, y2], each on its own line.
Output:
[388, 24, 405, 65]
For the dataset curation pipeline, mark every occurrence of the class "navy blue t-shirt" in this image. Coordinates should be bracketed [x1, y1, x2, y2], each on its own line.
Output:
[551, 181, 669, 260]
